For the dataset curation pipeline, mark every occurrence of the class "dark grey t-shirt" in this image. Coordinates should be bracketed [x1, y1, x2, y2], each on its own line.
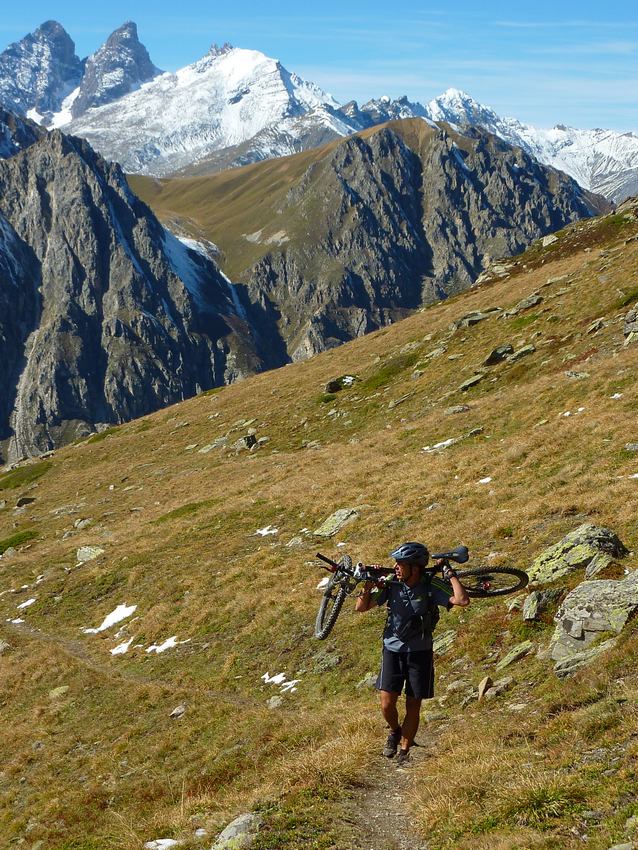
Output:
[372, 575, 453, 652]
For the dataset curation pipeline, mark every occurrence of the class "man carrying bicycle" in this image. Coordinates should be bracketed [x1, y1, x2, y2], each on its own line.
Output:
[355, 542, 470, 765]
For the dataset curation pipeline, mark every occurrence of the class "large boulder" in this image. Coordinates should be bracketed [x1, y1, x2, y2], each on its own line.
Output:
[550, 570, 638, 676]
[527, 524, 628, 584]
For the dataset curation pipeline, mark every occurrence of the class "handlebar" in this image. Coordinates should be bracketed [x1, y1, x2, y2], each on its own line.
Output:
[315, 545, 470, 583]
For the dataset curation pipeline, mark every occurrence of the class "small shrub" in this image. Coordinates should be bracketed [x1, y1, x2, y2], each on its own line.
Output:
[0, 528, 37, 554]
[152, 499, 216, 524]
[318, 393, 336, 404]
[87, 426, 120, 444]
[615, 285, 638, 309]
[500, 779, 584, 826]
[0, 461, 52, 490]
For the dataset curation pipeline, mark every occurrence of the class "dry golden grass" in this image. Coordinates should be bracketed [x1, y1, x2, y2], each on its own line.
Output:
[0, 207, 637, 848]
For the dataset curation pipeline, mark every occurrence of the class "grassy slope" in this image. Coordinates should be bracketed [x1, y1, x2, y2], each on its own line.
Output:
[127, 120, 435, 281]
[0, 207, 637, 849]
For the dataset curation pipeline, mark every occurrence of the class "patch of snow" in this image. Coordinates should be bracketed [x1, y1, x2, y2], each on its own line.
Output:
[8, 618, 24, 624]
[83, 603, 137, 634]
[49, 86, 80, 128]
[255, 525, 278, 536]
[26, 108, 44, 124]
[611, 393, 623, 399]
[111, 638, 134, 655]
[422, 438, 457, 453]
[16, 597, 36, 609]
[342, 376, 355, 385]
[162, 228, 207, 309]
[280, 679, 300, 693]
[146, 636, 178, 654]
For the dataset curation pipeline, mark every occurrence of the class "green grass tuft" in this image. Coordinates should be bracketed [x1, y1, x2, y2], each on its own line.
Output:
[87, 426, 120, 444]
[152, 499, 216, 524]
[0, 461, 52, 490]
[0, 528, 38, 554]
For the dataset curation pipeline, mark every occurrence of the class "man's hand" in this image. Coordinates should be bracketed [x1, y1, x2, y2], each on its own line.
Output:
[442, 563, 457, 582]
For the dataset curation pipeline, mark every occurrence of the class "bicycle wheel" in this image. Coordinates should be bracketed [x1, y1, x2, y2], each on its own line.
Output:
[456, 566, 529, 597]
[314, 556, 351, 639]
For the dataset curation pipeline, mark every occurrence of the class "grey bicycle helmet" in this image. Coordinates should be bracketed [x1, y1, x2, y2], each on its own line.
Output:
[389, 542, 429, 567]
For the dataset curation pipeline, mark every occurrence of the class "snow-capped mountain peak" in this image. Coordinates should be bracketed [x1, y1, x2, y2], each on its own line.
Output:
[70, 21, 161, 119]
[64, 43, 340, 174]
[0, 20, 83, 120]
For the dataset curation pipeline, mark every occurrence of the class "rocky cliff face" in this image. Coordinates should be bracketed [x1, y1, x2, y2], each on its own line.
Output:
[237, 122, 608, 363]
[71, 22, 161, 119]
[0, 21, 83, 119]
[0, 109, 46, 157]
[0, 122, 260, 461]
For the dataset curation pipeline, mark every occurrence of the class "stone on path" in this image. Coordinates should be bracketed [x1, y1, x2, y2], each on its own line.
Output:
[527, 523, 628, 583]
[212, 813, 263, 849]
[314, 508, 358, 537]
[477, 676, 493, 701]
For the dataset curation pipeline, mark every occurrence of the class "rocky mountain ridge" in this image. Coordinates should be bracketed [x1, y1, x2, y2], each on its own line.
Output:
[0, 19, 161, 125]
[0, 117, 260, 462]
[0, 112, 607, 458]
[2, 22, 635, 199]
[134, 119, 608, 366]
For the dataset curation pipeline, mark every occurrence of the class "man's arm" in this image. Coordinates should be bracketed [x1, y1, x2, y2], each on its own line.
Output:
[355, 581, 379, 612]
[447, 574, 470, 607]
[435, 559, 470, 608]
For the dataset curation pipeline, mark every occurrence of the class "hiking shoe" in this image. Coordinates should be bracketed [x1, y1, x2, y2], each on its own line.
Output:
[382, 727, 402, 758]
[396, 748, 411, 766]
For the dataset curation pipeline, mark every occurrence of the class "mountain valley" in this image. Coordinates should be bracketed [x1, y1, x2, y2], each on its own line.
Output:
[0, 200, 637, 849]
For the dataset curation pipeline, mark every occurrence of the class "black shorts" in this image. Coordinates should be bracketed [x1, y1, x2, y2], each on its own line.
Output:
[375, 648, 434, 699]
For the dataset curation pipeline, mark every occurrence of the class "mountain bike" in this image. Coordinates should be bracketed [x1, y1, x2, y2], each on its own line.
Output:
[313, 546, 528, 640]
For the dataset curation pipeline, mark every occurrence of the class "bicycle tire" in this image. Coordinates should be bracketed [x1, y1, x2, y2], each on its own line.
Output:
[314, 556, 351, 639]
[456, 566, 529, 597]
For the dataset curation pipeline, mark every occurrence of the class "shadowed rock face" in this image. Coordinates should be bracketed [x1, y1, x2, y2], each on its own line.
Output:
[0, 21, 83, 117]
[0, 125, 261, 461]
[240, 124, 607, 364]
[71, 22, 161, 119]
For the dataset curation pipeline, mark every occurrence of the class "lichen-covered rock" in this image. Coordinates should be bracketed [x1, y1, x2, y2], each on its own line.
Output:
[624, 308, 638, 337]
[483, 344, 513, 366]
[496, 640, 534, 671]
[314, 508, 358, 537]
[550, 571, 638, 673]
[211, 812, 263, 849]
[522, 588, 563, 621]
[528, 524, 628, 584]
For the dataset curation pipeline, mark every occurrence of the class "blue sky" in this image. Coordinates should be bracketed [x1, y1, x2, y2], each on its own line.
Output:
[1, 1, 636, 130]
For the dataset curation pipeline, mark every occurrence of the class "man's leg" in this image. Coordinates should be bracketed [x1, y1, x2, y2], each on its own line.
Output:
[400, 695, 422, 752]
[379, 689, 400, 730]
[379, 690, 403, 757]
